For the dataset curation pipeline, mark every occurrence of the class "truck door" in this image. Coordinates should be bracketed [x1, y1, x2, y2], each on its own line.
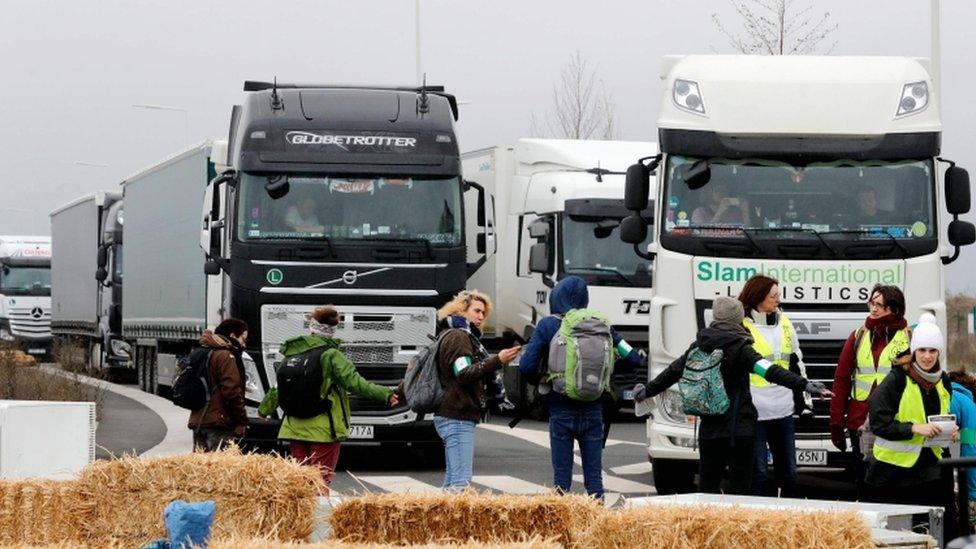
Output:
[515, 213, 555, 337]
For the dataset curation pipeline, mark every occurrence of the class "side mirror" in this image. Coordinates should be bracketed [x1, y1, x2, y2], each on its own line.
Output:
[620, 214, 648, 244]
[265, 175, 290, 200]
[527, 218, 550, 239]
[949, 220, 976, 247]
[682, 160, 711, 190]
[96, 245, 108, 269]
[946, 166, 971, 215]
[593, 219, 620, 239]
[529, 243, 549, 273]
[95, 268, 108, 282]
[624, 163, 650, 211]
[204, 260, 222, 276]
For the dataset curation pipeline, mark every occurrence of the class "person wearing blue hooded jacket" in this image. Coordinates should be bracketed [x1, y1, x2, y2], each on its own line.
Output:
[518, 276, 641, 500]
[950, 370, 976, 531]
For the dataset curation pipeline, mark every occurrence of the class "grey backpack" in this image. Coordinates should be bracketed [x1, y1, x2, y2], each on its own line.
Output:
[546, 309, 615, 402]
[403, 331, 450, 414]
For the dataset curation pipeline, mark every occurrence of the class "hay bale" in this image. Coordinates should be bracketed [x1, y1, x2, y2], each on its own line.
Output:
[329, 492, 600, 546]
[0, 350, 37, 368]
[578, 504, 874, 549]
[206, 537, 561, 548]
[0, 480, 76, 546]
[68, 447, 323, 547]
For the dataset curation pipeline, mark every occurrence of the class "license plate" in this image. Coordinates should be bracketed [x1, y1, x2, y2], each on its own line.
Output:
[348, 425, 374, 439]
[622, 390, 634, 400]
[796, 449, 827, 466]
[27, 348, 45, 355]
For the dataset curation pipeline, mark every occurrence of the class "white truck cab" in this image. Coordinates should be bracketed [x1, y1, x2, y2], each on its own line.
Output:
[0, 236, 53, 357]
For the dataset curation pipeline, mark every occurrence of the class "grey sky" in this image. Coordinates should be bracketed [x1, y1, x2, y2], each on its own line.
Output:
[2, 0, 974, 290]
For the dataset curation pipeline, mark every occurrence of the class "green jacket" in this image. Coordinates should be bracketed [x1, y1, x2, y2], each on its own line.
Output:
[258, 334, 392, 443]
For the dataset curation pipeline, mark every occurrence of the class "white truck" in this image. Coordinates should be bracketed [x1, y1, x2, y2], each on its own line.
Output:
[462, 139, 656, 412]
[50, 191, 128, 373]
[619, 55, 974, 493]
[0, 236, 53, 357]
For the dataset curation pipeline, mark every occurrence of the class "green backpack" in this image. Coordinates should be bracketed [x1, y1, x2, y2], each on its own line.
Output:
[546, 309, 615, 401]
[678, 346, 730, 416]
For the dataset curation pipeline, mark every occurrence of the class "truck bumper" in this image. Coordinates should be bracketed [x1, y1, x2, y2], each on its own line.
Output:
[243, 415, 440, 448]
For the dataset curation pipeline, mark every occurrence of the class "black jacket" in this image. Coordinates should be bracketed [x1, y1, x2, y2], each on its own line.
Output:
[645, 327, 808, 440]
[866, 367, 951, 487]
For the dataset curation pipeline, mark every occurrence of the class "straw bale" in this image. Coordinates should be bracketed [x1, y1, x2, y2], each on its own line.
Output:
[578, 504, 874, 549]
[205, 536, 562, 548]
[0, 349, 37, 368]
[329, 491, 600, 546]
[67, 446, 323, 546]
[0, 480, 76, 546]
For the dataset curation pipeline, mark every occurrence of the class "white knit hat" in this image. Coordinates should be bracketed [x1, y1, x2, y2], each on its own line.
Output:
[910, 313, 944, 354]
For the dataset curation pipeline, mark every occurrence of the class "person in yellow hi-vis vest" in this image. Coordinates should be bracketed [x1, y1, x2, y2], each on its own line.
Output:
[867, 314, 958, 537]
[738, 275, 812, 498]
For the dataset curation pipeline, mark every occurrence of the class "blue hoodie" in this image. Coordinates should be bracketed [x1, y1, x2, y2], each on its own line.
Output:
[518, 276, 636, 411]
[951, 381, 976, 501]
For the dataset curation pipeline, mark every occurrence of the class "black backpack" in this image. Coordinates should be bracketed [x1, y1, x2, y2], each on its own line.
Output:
[172, 347, 214, 411]
[277, 347, 331, 419]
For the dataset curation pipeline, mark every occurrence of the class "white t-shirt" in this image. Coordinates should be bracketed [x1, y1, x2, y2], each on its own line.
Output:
[750, 316, 803, 422]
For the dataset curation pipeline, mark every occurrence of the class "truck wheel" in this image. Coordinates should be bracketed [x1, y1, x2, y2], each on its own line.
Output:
[651, 458, 697, 495]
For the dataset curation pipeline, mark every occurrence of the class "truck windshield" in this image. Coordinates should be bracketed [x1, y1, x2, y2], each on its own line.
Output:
[561, 216, 653, 287]
[661, 155, 937, 259]
[0, 266, 51, 296]
[237, 173, 463, 246]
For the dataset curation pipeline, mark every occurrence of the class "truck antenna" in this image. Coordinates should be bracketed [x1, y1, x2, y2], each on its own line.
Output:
[271, 76, 284, 111]
[418, 73, 430, 115]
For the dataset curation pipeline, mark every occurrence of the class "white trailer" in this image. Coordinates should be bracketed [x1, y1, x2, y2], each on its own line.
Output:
[0, 236, 52, 357]
[620, 55, 975, 493]
[462, 139, 657, 410]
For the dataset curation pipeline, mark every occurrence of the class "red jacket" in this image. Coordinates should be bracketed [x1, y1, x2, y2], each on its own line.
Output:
[829, 315, 908, 435]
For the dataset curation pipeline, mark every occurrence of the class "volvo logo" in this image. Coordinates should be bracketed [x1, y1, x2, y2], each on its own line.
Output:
[30, 307, 43, 320]
[342, 270, 359, 285]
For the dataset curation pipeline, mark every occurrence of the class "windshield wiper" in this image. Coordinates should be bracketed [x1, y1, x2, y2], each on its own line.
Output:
[584, 167, 626, 183]
[747, 227, 838, 257]
[361, 236, 434, 259]
[570, 266, 637, 287]
[685, 225, 762, 255]
[819, 229, 909, 258]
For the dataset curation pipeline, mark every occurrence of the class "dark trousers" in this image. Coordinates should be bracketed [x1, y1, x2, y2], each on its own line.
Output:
[699, 436, 755, 494]
[849, 430, 869, 499]
[868, 475, 958, 542]
[549, 406, 604, 498]
[192, 428, 236, 452]
[752, 416, 798, 497]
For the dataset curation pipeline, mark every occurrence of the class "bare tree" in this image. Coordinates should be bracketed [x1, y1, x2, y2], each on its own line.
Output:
[712, 0, 838, 55]
[531, 51, 619, 140]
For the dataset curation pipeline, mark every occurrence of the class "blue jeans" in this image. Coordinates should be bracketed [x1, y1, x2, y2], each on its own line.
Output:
[752, 416, 797, 497]
[549, 406, 604, 498]
[434, 416, 476, 490]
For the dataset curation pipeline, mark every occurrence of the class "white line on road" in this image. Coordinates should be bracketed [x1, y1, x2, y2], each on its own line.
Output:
[573, 474, 655, 494]
[472, 475, 551, 494]
[358, 475, 441, 493]
[610, 461, 653, 476]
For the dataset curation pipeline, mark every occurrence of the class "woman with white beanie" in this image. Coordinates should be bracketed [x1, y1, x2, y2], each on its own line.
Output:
[867, 313, 958, 535]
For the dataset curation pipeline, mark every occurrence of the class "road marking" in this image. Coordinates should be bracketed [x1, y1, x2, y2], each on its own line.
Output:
[477, 422, 585, 465]
[573, 474, 655, 494]
[357, 475, 441, 493]
[610, 461, 653, 476]
[472, 475, 551, 494]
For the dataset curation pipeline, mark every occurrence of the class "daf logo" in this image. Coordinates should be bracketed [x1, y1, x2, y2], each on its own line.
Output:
[30, 307, 43, 320]
[792, 321, 832, 336]
[342, 270, 359, 285]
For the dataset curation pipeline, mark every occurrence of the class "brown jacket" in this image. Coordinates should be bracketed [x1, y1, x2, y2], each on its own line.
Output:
[187, 332, 248, 430]
[435, 329, 502, 422]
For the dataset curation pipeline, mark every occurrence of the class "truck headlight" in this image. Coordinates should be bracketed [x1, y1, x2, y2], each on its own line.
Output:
[673, 79, 706, 115]
[242, 351, 265, 402]
[657, 388, 688, 424]
[110, 339, 131, 359]
[895, 81, 928, 117]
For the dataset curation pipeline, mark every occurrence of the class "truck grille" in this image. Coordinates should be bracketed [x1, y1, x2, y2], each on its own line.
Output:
[794, 338, 845, 436]
[342, 345, 395, 365]
[8, 308, 51, 338]
[347, 364, 407, 414]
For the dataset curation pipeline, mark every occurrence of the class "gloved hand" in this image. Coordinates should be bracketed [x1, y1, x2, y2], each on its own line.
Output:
[830, 426, 848, 452]
[797, 408, 815, 426]
[632, 384, 649, 402]
[804, 380, 830, 397]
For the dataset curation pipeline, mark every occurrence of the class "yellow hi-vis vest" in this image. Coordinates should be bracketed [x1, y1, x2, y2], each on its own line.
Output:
[852, 328, 910, 401]
[872, 375, 951, 468]
[744, 315, 794, 388]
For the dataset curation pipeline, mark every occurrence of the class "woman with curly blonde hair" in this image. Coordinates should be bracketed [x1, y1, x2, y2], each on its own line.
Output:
[432, 289, 520, 490]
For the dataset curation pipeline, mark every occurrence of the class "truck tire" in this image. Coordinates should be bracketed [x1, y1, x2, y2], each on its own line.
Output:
[651, 458, 697, 495]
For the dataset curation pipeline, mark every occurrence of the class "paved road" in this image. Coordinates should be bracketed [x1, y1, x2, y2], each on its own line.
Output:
[95, 388, 167, 459]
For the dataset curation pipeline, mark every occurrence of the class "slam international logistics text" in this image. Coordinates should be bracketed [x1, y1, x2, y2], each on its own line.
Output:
[695, 260, 903, 302]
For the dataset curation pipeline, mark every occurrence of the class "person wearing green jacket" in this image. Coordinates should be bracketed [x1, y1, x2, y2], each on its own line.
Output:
[258, 305, 398, 491]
